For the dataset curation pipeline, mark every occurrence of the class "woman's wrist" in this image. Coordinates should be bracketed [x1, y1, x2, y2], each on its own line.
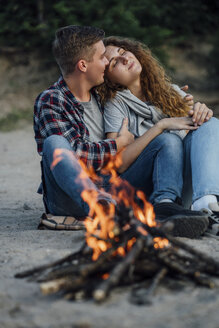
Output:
[155, 119, 166, 133]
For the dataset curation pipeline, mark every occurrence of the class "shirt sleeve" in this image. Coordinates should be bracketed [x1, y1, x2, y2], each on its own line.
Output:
[104, 97, 129, 134]
[172, 84, 187, 98]
[35, 93, 117, 171]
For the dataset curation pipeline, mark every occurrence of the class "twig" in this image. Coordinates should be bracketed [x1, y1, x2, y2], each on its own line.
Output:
[130, 267, 168, 305]
[167, 236, 219, 271]
[15, 242, 87, 278]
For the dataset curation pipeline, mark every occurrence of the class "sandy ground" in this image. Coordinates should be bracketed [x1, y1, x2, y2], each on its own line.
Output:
[0, 126, 219, 328]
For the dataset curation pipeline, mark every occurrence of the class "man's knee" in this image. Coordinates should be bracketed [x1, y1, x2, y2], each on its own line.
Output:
[43, 135, 70, 153]
[42, 135, 78, 171]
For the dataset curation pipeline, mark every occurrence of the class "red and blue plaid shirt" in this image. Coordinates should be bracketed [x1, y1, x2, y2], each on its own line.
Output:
[34, 76, 117, 171]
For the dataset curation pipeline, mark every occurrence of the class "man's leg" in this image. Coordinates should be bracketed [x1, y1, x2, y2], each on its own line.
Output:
[42, 135, 112, 217]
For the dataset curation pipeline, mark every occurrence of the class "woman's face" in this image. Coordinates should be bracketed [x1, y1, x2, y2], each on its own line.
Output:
[104, 45, 142, 87]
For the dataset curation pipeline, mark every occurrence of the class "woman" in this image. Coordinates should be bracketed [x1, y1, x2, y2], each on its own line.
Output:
[97, 36, 219, 227]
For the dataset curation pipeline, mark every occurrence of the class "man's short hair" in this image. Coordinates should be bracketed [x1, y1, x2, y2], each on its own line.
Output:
[53, 25, 105, 76]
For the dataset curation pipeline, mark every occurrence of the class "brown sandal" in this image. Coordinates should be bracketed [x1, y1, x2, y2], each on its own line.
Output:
[38, 213, 87, 231]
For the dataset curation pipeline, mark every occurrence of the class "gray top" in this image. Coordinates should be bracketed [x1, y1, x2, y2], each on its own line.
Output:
[104, 84, 187, 139]
[82, 94, 105, 142]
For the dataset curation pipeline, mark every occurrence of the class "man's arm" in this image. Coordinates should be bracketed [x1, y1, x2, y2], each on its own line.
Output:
[35, 95, 133, 171]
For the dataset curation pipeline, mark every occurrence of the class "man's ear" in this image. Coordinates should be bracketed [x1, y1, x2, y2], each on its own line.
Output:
[77, 60, 87, 72]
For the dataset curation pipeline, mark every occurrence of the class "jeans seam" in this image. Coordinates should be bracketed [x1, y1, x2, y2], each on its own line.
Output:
[156, 151, 160, 190]
[193, 190, 219, 202]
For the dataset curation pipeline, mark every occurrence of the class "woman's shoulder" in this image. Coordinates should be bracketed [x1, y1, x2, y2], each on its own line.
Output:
[106, 90, 130, 103]
[105, 90, 130, 112]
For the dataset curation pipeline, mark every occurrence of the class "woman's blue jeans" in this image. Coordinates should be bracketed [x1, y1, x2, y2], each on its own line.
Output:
[41, 117, 219, 216]
[182, 117, 219, 207]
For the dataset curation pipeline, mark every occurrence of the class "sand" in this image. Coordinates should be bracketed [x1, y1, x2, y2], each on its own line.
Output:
[0, 126, 219, 328]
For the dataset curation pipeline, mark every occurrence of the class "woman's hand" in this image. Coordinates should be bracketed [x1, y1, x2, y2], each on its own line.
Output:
[156, 117, 199, 131]
[188, 102, 213, 126]
[184, 94, 194, 109]
[181, 85, 194, 109]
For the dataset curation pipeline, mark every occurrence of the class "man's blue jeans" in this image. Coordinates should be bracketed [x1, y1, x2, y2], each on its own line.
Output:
[41, 117, 219, 216]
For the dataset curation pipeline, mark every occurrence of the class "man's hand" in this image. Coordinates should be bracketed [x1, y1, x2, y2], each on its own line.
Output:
[188, 102, 213, 126]
[181, 85, 194, 109]
[115, 118, 134, 151]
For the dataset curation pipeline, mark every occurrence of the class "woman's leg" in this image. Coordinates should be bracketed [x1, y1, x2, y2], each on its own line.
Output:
[121, 132, 184, 204]
[183, 117, 219, 208]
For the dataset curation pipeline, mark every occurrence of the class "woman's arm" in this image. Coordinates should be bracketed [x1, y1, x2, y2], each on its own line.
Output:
[107, 117, 198, 173]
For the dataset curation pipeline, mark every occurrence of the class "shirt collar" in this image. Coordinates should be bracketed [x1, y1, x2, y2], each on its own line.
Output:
[57, 76, 77, 102]
[57, 76, 102, 113]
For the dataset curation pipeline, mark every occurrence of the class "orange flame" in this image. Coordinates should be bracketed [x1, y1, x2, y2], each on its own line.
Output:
[153, 237, 169, 249]
[51, 149, 168, 260]
[127, 237, 137, 251]
[50, 148, 66, 169]
[102, 273, 110, 280]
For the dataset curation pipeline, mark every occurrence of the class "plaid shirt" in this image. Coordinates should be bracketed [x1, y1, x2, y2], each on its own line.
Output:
[34, 76, 117, 171]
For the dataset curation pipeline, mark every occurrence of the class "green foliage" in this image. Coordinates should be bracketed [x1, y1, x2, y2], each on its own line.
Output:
[0, 0, 170, 56]
[0, 0, 218, 64]
[208, 33, 219, 87]
[155, 0, 219, 41]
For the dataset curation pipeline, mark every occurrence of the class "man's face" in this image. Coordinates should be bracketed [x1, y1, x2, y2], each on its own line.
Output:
[86, 41, 109, 87]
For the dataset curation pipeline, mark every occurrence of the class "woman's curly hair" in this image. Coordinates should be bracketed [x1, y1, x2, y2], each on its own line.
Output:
[97, 36, 190, 117]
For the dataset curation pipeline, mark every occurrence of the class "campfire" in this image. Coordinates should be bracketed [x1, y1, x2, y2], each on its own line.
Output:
[15, 150, 219, 304]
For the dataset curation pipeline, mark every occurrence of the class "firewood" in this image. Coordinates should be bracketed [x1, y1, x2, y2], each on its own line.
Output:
[40, 275, 86, 295]
[167, 236, 219, 271]
[93, 238, 145, 302]
[15, 205, 219, 304]
[15, 242, 88, 278]
[130, 267, 168, 305]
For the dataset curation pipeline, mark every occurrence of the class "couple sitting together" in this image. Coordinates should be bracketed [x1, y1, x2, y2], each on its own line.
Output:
[34, 25, 219, 238]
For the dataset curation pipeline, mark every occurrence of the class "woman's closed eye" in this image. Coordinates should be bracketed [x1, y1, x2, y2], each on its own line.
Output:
[113, 59, 118, 68]
[112, 51, 127, 67]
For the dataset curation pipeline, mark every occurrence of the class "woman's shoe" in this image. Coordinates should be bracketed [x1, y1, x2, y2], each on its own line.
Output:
[201, 202, 219, 237]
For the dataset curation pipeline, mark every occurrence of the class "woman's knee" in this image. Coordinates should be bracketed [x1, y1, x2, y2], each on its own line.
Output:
[159, 132, 183, 151]
[192, 117, 219, 140]
[199, 117, 219, 133]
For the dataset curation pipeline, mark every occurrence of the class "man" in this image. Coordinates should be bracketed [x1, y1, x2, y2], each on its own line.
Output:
[34, 25, 209, 237]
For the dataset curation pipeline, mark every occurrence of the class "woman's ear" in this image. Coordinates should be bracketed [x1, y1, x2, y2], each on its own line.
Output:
[77, 60, 87, 72]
